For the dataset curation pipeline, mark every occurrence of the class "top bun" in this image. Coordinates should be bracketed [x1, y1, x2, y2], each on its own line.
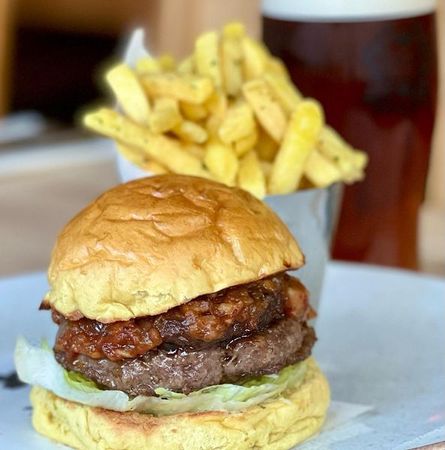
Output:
[45, 175, 304, 322]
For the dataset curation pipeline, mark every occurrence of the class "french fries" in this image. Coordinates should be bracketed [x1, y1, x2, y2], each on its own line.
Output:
[269, 100, 324, 194]
[304, 150, 343, 188]
[106, 64, 150, 124]
[177, 56, 194, 74]
[204, 140, 238, 186]
[83, 108, 210, 178]
[223, 22, 245, 39]
[158, 54, 175, 72]
[218, 101, 255, 145]
[242, 36, 269, 80]
[173, 121, 208, 144]
[180, 102, 207, 121]
[260, 161, 273, 180]
[317, 126, 368, 183]
[141, 160, 170, 175]
[194, 31, 222, 88]
[205, 92, 228, 139]
[238, 151, 266, 198]
[184, 144, 206, 160]
[135, 57, 162, 75]
[116, 143, 146, 166]
[84, 21, 367, 199]
[243, 78, 287, 142]
[141, 73, 213, 104]
[256, 128, 278, 162]
[264, 72, 302, 115]
[266, 57, 290, 80]
[221, 25, 244, 96]
[149, 98, 181, 133]
[234, 128, 258, 157]
[136, 54, 175, 74]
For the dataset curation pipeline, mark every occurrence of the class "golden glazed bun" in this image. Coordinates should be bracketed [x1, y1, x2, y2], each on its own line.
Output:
[31, 357, 329, 450]
[44, 175, 304, 322]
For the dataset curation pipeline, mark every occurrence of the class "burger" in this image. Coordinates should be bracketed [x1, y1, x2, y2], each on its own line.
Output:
[15, 174, 329, 450]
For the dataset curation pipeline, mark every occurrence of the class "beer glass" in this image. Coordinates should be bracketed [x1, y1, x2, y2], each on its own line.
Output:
[263, 0, 438, 269]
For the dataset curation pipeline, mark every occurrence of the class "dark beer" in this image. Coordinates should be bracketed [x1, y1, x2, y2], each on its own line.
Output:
[263, 2, 437, 269]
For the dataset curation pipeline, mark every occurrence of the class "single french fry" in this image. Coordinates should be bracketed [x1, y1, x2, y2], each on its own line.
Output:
[256, 128, 278, 162]
[346, 152, 368, 183]
[116, 143, 146, 166]
[243, 78, 287, 142]
[266, 57, 290, 79]
[317, 126, 355, 173]
[135, 57, 162, 75]
[317, 126, 368, 182]
[180, 102, 208, 121]
[205, 92, 228, 139]
[141, 159, 170, 174]
[218, 101, 255, 145]
[260, 160, 272, 180]
[237, 151, 266, 199]
[172, 120, 208, 144]
[304, 149, 343, 188]
[204, 140, 239, 185]
[205, 91, 227, 115]
[149, 98, 181, 133]
[222, 22, 245, 39]
[264, 72, 302, 115]
[184, 143, 206, 160]
[194, 31, 222, 88]
[141, 73, 213, 104]
[234, 128, 258, 157]
[268, 100, 324, 194]
[221, 28, 243, 96]
[241, 36, 269, 80]
[158, 54, 175, 72]
[83, 108, 210, 178]
[177, 56, 194, 74]
[106, 64, 150, 124]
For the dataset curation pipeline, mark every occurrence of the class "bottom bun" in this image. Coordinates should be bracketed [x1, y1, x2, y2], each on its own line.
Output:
[30, 357, 329, 450]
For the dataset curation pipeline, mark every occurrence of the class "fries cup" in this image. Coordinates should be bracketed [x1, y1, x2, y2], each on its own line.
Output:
[265, 184, 342, 313]
[116, 30, 343, 314]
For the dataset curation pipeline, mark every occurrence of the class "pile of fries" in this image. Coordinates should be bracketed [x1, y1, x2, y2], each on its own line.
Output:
[83, 22, 367, 198]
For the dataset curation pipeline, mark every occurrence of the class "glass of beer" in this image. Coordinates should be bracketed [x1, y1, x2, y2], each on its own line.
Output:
[263, 0, 438, 270]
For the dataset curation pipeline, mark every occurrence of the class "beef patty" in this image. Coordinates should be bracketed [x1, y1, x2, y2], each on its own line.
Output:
[55, 318, 315, 396]
[53, 274, 311, 361]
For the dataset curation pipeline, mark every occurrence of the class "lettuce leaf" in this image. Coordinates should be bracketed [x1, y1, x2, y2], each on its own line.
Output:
[14, 336, 307, 416]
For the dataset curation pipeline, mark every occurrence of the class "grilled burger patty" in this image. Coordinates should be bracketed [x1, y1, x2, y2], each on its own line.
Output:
[53, 274, 311, 361]
[55, 318, 315, 396]
[53, 274, 315, 396]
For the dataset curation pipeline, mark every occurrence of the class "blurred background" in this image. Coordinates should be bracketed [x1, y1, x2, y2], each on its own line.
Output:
[0, 0, 443, 277]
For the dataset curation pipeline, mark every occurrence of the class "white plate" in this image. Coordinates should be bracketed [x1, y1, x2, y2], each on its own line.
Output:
[1, 262, 444, 449]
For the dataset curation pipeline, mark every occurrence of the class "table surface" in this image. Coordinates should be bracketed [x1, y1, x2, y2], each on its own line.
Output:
[0, 262, 444, 450]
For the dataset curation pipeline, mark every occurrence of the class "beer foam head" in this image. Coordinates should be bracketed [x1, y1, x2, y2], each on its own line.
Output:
[262, 0, 436, 22]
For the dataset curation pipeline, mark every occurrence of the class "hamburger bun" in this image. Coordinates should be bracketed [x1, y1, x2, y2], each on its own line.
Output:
[44, 175, 304, 322]
[31, 357, 329, 450]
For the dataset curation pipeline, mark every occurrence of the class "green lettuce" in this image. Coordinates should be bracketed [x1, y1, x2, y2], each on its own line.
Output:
[14, 336, 307, 416]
